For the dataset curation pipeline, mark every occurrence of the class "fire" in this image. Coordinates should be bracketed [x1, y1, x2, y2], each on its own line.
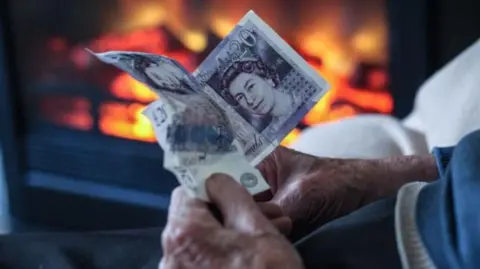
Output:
[89, 28, 168, 55]
[110, 73, 157, 103]
[99, 102, 155, 143]
[210, 17, 235, 38]
[43, 1, 392, 148]
[280, 128, 302, 147]
[40, 97, 93, 131]
[181, 31, 208, 53]
[301, 34, 355, 77]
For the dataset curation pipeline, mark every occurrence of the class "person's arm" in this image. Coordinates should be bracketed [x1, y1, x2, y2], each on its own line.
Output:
[312, 155, 439, 209]
[257, 146, 443, 237]
[344, 154, 439, 206]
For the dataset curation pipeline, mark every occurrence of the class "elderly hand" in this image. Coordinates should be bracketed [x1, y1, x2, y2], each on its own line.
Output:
[256, 146, 438, 239]
[257, 201, 292, 235]
[256, 147, 368, 238]
[160, 174, 304, 269]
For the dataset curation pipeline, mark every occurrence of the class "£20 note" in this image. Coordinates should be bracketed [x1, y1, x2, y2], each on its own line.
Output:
[194, 10, 330, 165]
[91, 51, 269, 201]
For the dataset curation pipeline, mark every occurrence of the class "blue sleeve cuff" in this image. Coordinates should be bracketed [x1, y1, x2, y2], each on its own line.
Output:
[431, 147, 455, 177]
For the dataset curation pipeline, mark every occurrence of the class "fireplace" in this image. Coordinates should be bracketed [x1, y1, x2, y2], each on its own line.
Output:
[0, 0, 395, 230]
[11, 0, 392, 146]
[3, 0, 477, 231]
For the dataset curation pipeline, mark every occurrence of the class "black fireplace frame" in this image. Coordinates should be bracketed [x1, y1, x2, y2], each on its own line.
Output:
[0, 0, 26, 221]
[2, 0, 480, 231]
[1, 1, 175, 231]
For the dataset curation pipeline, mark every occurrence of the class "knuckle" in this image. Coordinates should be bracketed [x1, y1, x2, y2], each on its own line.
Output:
[158, 257, 182, 269]
[292, 177, 329, 204]
[162, 223, 195, 250]
[162, 224, 209, 267]
[292, 177, 324, 199]
[285, 179, 310, 198]
[171, 186, 186, 200]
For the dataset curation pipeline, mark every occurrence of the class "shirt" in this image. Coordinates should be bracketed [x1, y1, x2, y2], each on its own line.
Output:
[395, 147, 455, 269]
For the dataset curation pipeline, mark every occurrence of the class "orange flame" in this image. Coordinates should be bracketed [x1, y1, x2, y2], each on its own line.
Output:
[281, 128, 302, 147]
[99, 102, 155, 142]
[110, 73, 157, 103]
[41, 97, 93, 131]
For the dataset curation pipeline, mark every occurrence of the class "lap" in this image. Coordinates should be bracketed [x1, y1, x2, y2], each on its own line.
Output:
[0, 199, 400, 269]
[294, 197, 401, 269]
[0, 228, 162, 269]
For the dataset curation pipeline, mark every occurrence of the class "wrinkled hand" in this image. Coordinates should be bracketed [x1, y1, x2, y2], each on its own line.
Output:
[256, 147, 371, 238]
[160, 174, 304, 269]
[257, 202, 292, 235]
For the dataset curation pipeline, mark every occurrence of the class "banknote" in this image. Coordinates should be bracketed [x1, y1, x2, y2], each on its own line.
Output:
[194, 11, 330, 165]
[88, 10, 330, 201]
[142, 101, 270, 200]
[89, 51, 203, 110]
[91, 51, 270, 200]
[91, 51, 234, 155]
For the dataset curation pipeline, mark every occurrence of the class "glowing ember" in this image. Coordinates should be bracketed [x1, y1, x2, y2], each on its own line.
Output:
[99, 102, 155, 142]
[110, 73, 157, 103]
[181, 31, 208, 52]
[40, 97, 93, 131]
[48, 37, 67, 52]
[280, 128, 302, 147]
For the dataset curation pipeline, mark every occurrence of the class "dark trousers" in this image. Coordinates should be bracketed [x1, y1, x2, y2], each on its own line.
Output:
[0, 199, 400, 269]
[295, 196, 400, 269]
[0, 197, 402, 269]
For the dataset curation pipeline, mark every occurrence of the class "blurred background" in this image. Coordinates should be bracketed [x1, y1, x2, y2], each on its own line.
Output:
[0, 0, 479, 233]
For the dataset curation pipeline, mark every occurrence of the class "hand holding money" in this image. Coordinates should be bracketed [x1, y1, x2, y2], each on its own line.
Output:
[90, 11, 329, 201]
[160, 174, 304, 269]
[92, 50, 268, 200]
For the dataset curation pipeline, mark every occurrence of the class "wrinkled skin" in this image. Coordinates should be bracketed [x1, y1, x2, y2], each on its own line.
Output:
[256, 146, 372, 238]
[256, 146, 438, 239]
[160, 174, 304, 269]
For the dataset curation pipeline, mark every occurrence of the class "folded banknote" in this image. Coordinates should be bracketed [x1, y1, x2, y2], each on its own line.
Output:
[90, 10, 330, 201]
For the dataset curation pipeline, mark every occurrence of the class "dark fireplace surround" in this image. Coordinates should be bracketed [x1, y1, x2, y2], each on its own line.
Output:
[1, 0, 479, 231]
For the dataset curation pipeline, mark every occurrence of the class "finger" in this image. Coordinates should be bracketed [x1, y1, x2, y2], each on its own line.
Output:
[158, 258, 166, 269]
[253, 189, 273, 202]
[168, 186, 221, 228]
[206, 174, 277, 234]
[271, 216, 293, 236]
[255, 148, 283, 193]
[257, 202, 283, 219]
[255, 153, 275, 181]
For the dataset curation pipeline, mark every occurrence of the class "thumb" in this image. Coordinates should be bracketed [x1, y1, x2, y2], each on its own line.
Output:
[206, 173, 278, 234]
